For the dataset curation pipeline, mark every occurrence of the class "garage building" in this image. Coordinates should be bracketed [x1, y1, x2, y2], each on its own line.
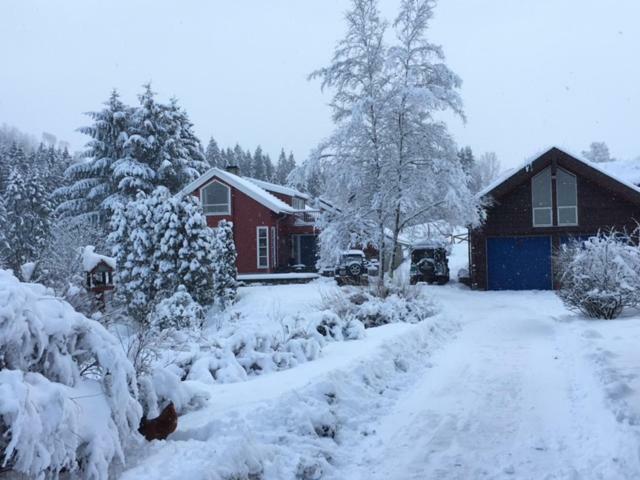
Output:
[469, 147, 640, 290]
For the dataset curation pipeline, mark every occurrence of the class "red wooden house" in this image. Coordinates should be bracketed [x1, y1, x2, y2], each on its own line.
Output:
[181, 166, 319, 275]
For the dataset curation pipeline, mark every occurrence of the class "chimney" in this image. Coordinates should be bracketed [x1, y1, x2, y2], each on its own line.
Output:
[225, 165, 240, 176]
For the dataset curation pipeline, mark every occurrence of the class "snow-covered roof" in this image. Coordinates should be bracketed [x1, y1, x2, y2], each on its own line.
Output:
[246, 178, 310, 200]
[598, 158, 640, 188]
[478, 146, 640, 198]
[342, 249, 365, 256]
[82, 246, 115, 272]
[181, 168, 309, 214]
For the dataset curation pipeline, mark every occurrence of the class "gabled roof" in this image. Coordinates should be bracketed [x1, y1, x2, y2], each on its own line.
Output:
[181, 168, 306, 214]
[82, 246, 115, 272]
[246, 178, 310, 200]
[478, 146, 640, 201]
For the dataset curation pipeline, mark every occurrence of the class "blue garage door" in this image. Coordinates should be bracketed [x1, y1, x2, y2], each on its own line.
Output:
[487, 236, 552, 290]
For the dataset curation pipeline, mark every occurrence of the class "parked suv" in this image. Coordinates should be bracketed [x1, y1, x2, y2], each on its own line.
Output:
[409, 242, 450, 285]
[334, 250, 370, 286]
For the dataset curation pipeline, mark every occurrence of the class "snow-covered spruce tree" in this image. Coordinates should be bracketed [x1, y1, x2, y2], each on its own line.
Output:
[1, 168, 52, 277]
[308, 0, 392, 292]
[205, 136, 223, 168]
[56, 90, 130, 229]
[275, 149, 290, 184]
[110, 187, 217, 323]
[556, 231, 640, 319]
[252, 146, 267, 179]
[109, 192, 158, 323]
[0, 269, 141, 480]
[160, 97, 209, 192]
[212, 219, 238, 309]
[167, 193, 217, 306]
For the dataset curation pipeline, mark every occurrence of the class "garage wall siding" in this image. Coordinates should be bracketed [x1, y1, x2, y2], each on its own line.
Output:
[470, 149, 640, 290]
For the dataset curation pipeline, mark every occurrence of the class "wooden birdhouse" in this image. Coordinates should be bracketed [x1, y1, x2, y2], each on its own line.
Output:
[82, 246, 115, 308]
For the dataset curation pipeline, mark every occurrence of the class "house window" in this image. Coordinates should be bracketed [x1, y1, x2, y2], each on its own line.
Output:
[557, 168, 578, 226]
[201, 181, 230, 215]
[257, 226, 269, 269]
[532, 167, 552, 227]
[292, 197, 305, 210]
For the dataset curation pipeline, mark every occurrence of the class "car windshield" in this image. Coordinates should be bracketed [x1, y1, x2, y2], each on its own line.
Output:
[412, 249, 434, 262]
[341, 254, 362, 263]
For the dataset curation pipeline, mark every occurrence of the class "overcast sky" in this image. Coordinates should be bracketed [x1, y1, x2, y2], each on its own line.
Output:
[1, 1, 638, 168]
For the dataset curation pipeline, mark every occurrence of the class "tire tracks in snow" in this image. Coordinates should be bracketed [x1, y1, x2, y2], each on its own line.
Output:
[340, 288, 640, 480]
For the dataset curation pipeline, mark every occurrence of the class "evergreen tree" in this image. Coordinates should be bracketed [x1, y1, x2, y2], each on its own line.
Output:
[205, 137, 223, 168]
[457, 146, 475, 175]
[275, 149, 289, 184]
[110, 187, 218, 323]
[252, 146, 266, 179]
[160, 97, 209, 191]
[212, 219, 238, 309]
[57, 90, 130, 227]
[232, 144, 245, 172]
[1, 168, 52, 276]
[264, 153, 275, 182]
[275, 149, 297, 185]
[109, 191, 157, 323]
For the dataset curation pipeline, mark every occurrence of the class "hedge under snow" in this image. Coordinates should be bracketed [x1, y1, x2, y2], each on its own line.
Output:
[0, 269, 142, 479]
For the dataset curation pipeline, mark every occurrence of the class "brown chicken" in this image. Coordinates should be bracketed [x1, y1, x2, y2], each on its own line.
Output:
[138, 402, 178, 441]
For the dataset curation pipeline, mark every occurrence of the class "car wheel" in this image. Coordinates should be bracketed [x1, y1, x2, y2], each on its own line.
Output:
[348, 263, 363, 277]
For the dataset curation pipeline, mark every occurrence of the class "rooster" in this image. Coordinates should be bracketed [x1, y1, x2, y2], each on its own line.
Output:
[139, 402, 178, 441]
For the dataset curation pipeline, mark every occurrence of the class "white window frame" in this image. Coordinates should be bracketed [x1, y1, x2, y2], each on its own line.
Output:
[256, 226, 269, 269]
[531, 168, 553, 227]
[556, 168, 578, 226]
[292, 197, 305, 210]
[201, 180, 231, 216]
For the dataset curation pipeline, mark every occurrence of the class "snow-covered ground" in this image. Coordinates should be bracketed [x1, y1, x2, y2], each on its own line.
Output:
[120, 243, 640, 479]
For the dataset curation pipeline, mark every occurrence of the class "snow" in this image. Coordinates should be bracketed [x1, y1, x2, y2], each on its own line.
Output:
[237, 272, 320, 281]
[118, 241, 640, 479]
[181, 167, 299, 214]
[81, 245, 115, 272]
[599, 157, 640, 187]
[8, 239, 640, 479]
[246, 177, 310, 201]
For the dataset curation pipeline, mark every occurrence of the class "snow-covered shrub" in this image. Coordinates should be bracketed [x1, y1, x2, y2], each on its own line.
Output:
[150, 285, 205, 332]
[318, 286, 437, 328]
[0, 269, 141, 479]
[311, 310, 365, 341]
[556, 231, 640, 319]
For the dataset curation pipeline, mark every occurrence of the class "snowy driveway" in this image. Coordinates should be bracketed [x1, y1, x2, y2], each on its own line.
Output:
[343, 286, 640, 480]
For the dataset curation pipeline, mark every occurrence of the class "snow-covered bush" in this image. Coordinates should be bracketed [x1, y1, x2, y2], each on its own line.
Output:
[556, 231, 640, 319]
[159, 318, 325, 389]
[318, 286, 437, 328]
[150, 285, 205, 332]
[0, 269, 141, 479]
[311, 310, 365, 341]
